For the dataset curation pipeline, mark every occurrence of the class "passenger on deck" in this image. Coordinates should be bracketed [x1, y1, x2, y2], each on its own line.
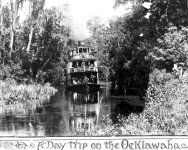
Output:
[83, 76, 89, 83]
[90, 74, 95, 83]
[90, 64, 94, 70]
[77, 79, 81, 84]
[72, 78, 77, 85]
[81, 62, 86, 71]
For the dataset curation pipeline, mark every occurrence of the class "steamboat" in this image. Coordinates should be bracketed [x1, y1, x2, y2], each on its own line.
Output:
[66, 43, 100, 93]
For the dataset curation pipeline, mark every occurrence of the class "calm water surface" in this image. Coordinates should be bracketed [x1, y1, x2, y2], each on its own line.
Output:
[0, 87, 143, 136]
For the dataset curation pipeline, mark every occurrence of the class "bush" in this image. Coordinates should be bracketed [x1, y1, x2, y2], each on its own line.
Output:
[144, 69, 188, 135]
[0, 63, 25, 82]
[0, 79, 57, 106]
[76, 69, 188, 135]
[46, 65, 66, 86]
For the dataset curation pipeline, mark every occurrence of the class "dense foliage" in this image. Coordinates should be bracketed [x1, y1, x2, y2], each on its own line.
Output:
[0, 1, 74, 112]
[0, 0, 188, 136]
[0, 1, 72, 85]
[86, 0, 188, 95]
[76, 69, 188, 135]
[0, 78, 57, 108]
[75, 0, 188, 136]
[150, 26, 188, 70]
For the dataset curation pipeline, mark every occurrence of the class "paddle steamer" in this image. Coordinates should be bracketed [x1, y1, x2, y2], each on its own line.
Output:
[66, 43, 100, 93]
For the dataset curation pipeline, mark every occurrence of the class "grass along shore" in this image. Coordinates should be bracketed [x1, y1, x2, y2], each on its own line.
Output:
[0, 79, 57, 112]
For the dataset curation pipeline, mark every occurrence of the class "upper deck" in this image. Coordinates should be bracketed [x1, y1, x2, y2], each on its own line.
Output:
[68, 45, 96, 61]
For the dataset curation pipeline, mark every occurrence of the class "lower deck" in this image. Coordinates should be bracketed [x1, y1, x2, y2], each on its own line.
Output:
[66, 83, 100, 93]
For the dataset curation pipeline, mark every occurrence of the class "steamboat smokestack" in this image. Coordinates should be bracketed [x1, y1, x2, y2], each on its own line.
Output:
[78, 41, 84, 46]
[78, 41, 81, 46]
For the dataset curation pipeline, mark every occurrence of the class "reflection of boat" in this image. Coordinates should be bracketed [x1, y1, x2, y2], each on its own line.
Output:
[66, 42, 100, 93]
[70, 104, 98, 130]
[68, 91, 101, 131]
[71, 92, 98, 104]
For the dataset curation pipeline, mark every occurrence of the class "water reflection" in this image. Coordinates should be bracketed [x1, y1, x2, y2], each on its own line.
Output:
[67, 91, 101, 131]
[0, 87, 143, 136]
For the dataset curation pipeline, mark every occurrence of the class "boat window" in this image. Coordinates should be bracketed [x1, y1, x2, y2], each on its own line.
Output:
[76, 48, 78, 53]
[69, 51, 72, 56]
[83, 48, 87, 53]
[88, 48, 90, 53]
[73, 50, 76, 55]
[85, 61, 88, 66]
[79, 48, 82, 53]
[73, 62, 77, 67]
[78, 61, 82, 67]
[90, 60, 94, 65]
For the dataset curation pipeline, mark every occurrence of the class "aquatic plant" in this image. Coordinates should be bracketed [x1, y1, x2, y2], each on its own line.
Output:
[0, 79, 57, 107]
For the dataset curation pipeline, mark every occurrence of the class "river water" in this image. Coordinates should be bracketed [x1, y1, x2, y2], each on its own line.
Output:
[0, 87, 143, 136]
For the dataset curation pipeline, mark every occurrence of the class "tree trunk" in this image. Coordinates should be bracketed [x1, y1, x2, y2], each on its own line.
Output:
[36, 56, 52, 82]
[0, 0, 2, 27]
[0, 0, 2, 62]
[9, 0, 14, 58]
[9, 0, 18, 58]
[9, 26, 14, 58]
[26, 27, 34, 53]
[187, 0, 188, 24]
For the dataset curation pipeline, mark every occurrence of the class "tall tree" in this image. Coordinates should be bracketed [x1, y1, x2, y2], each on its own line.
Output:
[149, 26, 188, 71]
[106, 0, 188, 94]
[114, 0, 141, 8]
[86, 16, 111, 81]
[26, 0, 45, 53]
[0, 0, 3, 62]
[27, 8, 70, 83]
[0, 0, 2, 27]
[9, 0, 26, 58]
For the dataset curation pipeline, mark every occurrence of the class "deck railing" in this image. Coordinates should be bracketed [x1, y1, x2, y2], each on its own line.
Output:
[70, 67, 98, 73]
[69, 54, 95, 60]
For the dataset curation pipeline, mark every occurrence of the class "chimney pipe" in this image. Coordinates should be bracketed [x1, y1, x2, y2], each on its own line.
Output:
[78, 41, 81, 46]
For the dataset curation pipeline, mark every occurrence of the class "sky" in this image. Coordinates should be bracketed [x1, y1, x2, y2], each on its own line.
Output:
[3, 0, 133, 40]
[45, 0, 132, 40]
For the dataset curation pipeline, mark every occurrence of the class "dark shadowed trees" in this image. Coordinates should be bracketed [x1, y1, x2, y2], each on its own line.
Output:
[87, 0, 188, 95]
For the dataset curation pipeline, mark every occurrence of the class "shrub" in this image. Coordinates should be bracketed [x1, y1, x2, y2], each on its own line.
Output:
[0, 63, 25, 82]
[46, 65, 66, 86]
[76, 69, 188, 135]
[0, 79, 57, 106]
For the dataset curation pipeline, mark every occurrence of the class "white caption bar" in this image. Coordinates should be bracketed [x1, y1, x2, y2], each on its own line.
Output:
[0, 137, 188, 150]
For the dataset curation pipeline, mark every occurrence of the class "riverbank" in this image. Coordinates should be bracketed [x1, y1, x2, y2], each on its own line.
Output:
[75, 69, 188, 136]
[0, 79, 57, 112]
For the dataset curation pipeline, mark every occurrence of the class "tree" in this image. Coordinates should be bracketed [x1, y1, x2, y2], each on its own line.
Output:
[0, 0, 73, 85]
[26, 0, 45, 53]
[86, 16, 111, 81]
[0, 0, 2, 27]
[0, 0, 3, 62]
[27, 8, 71, 84]
[146, 0, 187, 40]
[9, 0, 26, 58]
[114, 0, 141, 8]
[149, 26, 188, 71]
[102, 0, 188, 94]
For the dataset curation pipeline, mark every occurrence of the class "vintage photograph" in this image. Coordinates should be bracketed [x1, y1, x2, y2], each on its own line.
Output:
[0, 0, 187, 136]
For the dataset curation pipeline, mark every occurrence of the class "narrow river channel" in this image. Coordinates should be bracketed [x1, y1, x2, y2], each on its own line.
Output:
[0, 86, 143, 136]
